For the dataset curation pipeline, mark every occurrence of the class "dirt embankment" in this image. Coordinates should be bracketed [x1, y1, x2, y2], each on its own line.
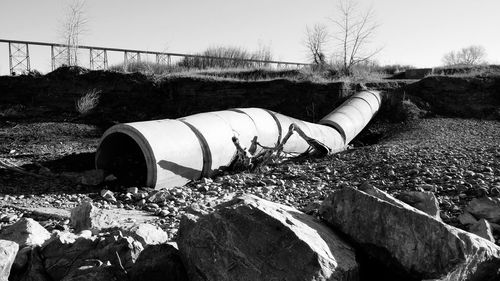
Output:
[1, 68, 498, 128]
[403, 75, 500, 120]
[0, 68, 405, 127]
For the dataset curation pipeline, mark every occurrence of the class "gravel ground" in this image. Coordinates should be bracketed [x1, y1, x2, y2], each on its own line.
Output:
[1, 118, 499, 242]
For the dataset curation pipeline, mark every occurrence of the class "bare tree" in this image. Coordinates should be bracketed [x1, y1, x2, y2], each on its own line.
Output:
[305, 24, 329, 66]
[59, 0, 88, 66]
[331, 0, 381, 76]
[442, 45, 486, 66]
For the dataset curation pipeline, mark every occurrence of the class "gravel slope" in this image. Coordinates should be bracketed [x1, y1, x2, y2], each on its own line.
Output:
[1, 118, 499, 242]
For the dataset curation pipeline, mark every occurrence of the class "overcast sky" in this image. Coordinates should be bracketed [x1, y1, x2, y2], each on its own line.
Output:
[0, 0, 499, 74]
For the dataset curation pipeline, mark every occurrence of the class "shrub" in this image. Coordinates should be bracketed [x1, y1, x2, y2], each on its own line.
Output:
[76, 89, 101, 115]
[178, 46, 273, 69]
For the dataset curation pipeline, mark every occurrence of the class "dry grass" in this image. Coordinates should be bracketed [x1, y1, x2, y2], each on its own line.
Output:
[76, 89, 101, 115]
[428, 65, 500, 78]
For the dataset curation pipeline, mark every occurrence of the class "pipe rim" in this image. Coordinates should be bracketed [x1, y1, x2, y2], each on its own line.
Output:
[95, 124, 157, 187]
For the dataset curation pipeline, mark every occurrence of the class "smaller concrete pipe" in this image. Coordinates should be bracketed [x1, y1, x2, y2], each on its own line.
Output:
[320, 90, 382, 144]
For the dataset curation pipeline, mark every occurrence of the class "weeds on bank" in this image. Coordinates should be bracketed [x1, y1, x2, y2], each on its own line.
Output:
[76, 89, 101, 115]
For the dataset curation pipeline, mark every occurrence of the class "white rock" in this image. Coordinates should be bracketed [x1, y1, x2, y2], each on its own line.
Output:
[0, 218, 51, 248]
[0, 239, 18, 281]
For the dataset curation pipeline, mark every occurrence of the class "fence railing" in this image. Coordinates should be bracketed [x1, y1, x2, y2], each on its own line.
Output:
[0, 38, 311, 75]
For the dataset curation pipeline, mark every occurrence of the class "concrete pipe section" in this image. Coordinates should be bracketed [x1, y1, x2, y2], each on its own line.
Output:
[95, 90, 382, 189]
[320, 90, 382, 144]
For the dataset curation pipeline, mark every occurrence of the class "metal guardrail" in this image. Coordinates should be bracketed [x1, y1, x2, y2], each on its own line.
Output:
[0, 38, 311, 75]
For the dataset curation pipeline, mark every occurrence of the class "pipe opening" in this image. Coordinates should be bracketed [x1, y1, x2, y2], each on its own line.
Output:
[96, 132, 148, 187]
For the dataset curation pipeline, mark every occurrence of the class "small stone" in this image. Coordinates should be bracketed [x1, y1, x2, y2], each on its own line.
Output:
[104, 174, 118, 182]
[78, 230, 93, 239]
[1, 214, 18, 223]
[127, 187, 139, 194]
[202, 178, 213, 184]
[418, 184, 436, 192]
[159, 210, 170, 217]
[100, 189, 116, 202]
[120, 223, 169, 247]
[198, 186, 209, 193]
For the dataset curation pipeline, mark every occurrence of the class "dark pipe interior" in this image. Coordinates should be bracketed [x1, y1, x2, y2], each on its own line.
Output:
[96, 132, 148, 187]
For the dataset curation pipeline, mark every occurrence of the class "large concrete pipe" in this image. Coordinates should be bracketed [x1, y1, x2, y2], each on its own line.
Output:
[95, 120, 204, 188]
[96, 90, 382, 189]
[319, 90, 382, 144]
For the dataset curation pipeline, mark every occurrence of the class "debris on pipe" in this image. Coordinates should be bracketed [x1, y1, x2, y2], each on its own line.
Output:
[95, 90, 382, 189]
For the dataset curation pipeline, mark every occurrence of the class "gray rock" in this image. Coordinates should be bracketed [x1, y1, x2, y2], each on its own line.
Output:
[320, 186, 500, 281]
[178, 194, 359, 281]
[459, 211, 479, 226]
[0, 218, 51, 248]
[128, 244, 188, 281]
[470, 219, 495, 243]
[466, 197, 500, 223]
[12, 246, 31, 273]
[118, 223, 168, 247]
[0, 239, 18, 281]
[396, 191, 441, 220]
[17, 247, 51, 281]
[42, 231, 143, 280]
[100, 189, 116, 202]
[70, 201, 118, 234]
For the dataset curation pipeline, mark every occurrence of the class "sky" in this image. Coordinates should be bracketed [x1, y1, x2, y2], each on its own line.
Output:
[0, 0, 499, 74]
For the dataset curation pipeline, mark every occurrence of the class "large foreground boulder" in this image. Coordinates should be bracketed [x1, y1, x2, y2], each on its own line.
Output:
[320, 186, 500, 281]
[178, 194, 359, 281]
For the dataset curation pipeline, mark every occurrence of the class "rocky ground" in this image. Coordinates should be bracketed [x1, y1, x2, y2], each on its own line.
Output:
[1, 117, 499, 243]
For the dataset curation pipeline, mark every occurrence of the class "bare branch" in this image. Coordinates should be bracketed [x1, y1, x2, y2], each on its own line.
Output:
[305, 24, 329, 65]
[59, 0, 88, 66]
[330, 0, 381, 75]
